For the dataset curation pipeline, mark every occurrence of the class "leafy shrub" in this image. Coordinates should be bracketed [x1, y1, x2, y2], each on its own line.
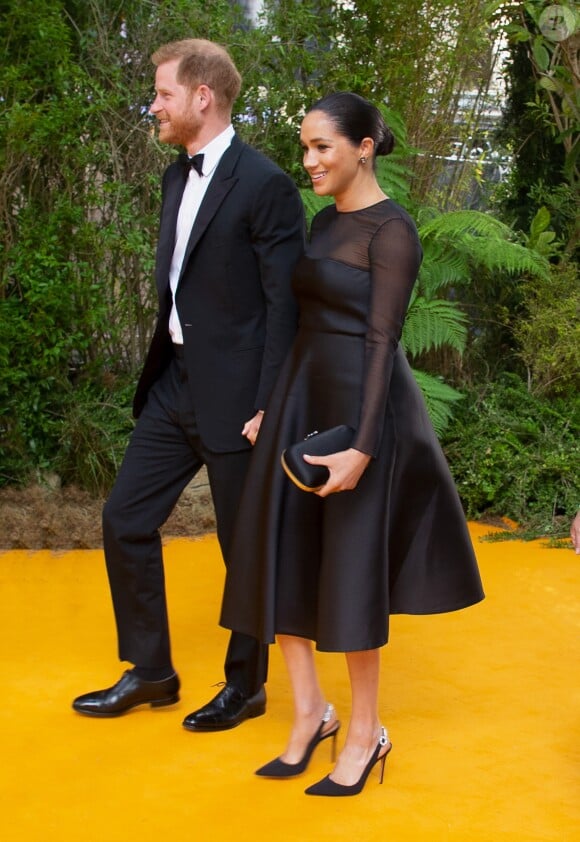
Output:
[514, 260, 580, 397]
[54, 380, 135, 496]
[442, 373, 579, 537]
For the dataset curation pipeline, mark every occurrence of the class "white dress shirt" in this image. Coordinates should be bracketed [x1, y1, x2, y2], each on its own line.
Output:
[169, 124, 235, 345]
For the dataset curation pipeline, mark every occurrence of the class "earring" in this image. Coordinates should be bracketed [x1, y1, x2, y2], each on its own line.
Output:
[359, 156, 367, 164]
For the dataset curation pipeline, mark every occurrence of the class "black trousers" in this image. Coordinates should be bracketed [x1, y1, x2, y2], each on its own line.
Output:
[102, 352, 268, 696]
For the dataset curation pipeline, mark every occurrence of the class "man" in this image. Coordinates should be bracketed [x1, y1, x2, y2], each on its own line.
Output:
[72, 39, 304, 730]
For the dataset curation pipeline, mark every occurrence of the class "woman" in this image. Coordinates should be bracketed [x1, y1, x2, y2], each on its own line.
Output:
[221, 92, 484, 796]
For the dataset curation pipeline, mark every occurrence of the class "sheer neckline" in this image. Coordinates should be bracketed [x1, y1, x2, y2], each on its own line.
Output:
[335, 198, 392, 215]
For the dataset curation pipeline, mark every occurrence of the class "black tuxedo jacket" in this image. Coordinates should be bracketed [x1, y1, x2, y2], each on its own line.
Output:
[133, 135, 305, 452]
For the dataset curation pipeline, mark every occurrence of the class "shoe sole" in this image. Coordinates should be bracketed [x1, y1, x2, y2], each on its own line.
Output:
[182, 703, 266, 732]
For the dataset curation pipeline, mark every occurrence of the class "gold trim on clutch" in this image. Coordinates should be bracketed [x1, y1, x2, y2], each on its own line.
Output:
[280, 452, 325, 492]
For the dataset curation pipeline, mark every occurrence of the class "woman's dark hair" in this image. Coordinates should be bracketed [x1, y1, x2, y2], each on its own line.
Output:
[307, 92, 395, 160]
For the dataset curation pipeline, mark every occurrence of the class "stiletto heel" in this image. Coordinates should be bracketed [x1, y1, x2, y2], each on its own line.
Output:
[305, 726, 391, 797]
[330, 728, 338, 762]
[255, 703, 340, 778]
[378, 745, 387, 784]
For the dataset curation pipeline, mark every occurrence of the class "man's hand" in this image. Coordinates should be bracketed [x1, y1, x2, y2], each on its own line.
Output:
[242, 410, 264, 445]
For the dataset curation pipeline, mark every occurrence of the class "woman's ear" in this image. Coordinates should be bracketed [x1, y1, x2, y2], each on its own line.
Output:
[360, 137, 375, 162]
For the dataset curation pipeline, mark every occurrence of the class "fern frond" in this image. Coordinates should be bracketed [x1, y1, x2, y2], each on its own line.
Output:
[299, 189, 332, 224]
[419, 210, 512, 242]
[418, 244, 471, 294]
[466, 236, 550, 279]
[411, 369, 464, 436]
[376, 157, 412, 178]
[418, 210, 550, 281]
[378, 105, 420, 158]
[380, 107, 411, 146]
[376, 158, 413, 204]
[416, 205, 442, 226]
[402, 298, 468, 356]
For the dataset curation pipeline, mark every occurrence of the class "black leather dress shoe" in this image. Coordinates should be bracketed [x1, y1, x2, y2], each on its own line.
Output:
[72, 670, 180, 717]
[182, 683, 266, 731]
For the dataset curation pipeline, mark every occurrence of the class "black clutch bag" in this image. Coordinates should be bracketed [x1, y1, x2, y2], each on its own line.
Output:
[281, 425, 354, 491]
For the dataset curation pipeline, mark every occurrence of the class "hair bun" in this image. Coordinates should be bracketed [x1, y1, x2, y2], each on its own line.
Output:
[375, 127, 395, 157]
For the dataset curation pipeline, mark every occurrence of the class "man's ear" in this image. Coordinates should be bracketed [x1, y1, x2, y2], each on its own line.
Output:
[197, 84, 213, 111]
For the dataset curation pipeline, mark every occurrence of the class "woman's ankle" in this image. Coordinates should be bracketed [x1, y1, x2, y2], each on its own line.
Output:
[293, 696, 328, 722]
[344, 719, 382, 748]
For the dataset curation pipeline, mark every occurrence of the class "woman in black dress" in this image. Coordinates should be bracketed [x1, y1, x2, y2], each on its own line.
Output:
[221, 93, 484, 796]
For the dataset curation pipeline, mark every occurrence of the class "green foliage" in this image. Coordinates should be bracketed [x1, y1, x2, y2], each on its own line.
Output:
[513, 260, 580, 396]
[374, 106, 417, 208]
[238, 0, 501, 194]
[410, 369, 464, 435]
[419, 209, 550, 282]
[526, 181, 578, 258]
[496, 1, 578, 254]
[504, 0, 579, 184]
[402, 297, 468, 357]
[442, 374, 580, 537]
[54, 381, 135, 496]
[415, 206, 555, 382]
[525, 205, 561, 258]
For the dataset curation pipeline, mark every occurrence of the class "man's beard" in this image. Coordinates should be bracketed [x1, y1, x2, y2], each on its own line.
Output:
[159, 105, 201, 147]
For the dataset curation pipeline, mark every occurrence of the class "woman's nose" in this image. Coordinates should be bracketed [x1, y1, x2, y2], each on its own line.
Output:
[303, 148, 317, 169]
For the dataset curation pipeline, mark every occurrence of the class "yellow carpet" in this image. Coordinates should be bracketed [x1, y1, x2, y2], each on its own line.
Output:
[1, 524, 578, 841]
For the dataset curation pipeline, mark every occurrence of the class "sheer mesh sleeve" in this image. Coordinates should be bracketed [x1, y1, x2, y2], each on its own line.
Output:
[353, 217, 422, 456]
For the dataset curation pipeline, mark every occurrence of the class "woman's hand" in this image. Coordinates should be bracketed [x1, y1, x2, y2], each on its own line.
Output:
[303, 448, 371, 497]
[242, 410, 264, 445]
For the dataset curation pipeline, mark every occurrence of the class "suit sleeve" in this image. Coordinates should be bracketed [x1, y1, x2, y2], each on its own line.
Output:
[249, 171, 305, 409]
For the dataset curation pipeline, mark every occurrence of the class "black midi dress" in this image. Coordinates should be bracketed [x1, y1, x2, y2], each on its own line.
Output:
[220, 199, 484, 652]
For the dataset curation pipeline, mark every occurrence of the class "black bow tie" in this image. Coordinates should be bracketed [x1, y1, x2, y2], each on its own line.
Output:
[179, 152, 204, 177]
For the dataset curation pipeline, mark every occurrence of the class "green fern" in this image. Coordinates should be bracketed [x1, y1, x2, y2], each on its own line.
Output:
[419, 210, 550, 281]
[411, 369, 464, 436]
[376, 157, 413, 206]
[418, 243, 471, 295]
[379, 107, 412, 147]
[419, 209, 513, 241]
[465, 237, 550, 278]
[299, 188, 332, 224]
[402, 298, 468, 356]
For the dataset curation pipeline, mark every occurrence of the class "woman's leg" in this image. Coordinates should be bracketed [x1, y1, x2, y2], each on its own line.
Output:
[276, 634, 339, 763]
[329, 648, 389, 786]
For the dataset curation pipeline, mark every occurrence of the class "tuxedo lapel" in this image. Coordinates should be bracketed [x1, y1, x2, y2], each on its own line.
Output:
[156, 168, 187, 298]
[178, 136, 243, 281]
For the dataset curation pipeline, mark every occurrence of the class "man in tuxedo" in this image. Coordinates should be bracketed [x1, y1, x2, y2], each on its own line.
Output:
[72, 39, 304, 730]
